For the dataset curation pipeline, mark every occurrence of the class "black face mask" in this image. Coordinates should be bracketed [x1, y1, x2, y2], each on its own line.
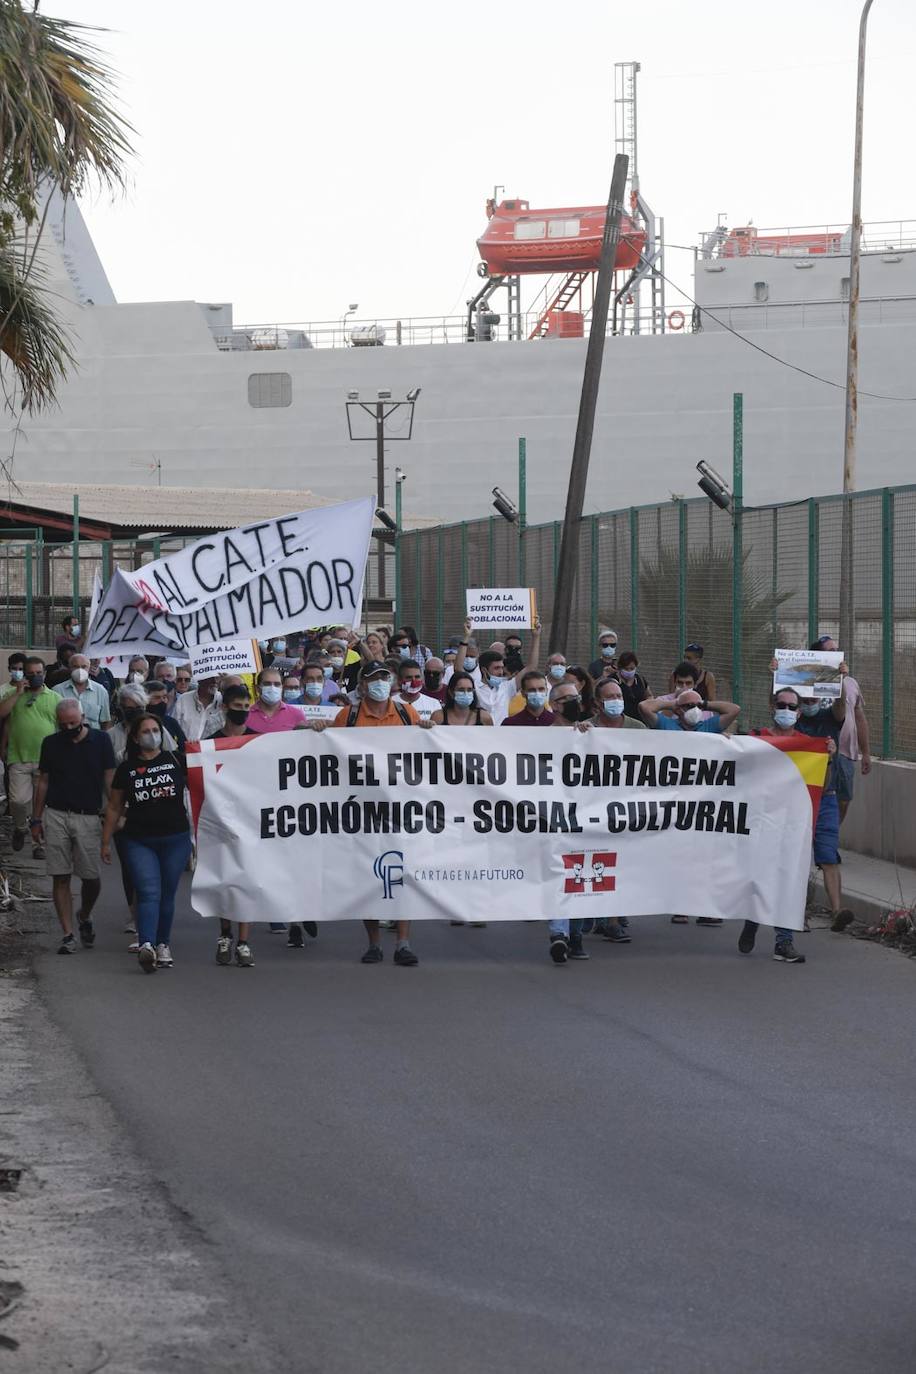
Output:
[123, 706, 142, 723]
[59, 722, 83, 739]
[226, 707, 249, 725]
[27, 673, 44, 689]
[560, 699, 582, 722]
[148, 701, 167, 719]
[504, 649, 523, 671]
[424, 671, 442, 691]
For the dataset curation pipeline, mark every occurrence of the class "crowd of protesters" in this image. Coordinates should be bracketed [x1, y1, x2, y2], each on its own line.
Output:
[0, 611, 869, 975]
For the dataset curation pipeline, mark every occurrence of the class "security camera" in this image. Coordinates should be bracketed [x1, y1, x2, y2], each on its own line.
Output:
[696, 461, 732, 512]
[492, 487, 518, 523]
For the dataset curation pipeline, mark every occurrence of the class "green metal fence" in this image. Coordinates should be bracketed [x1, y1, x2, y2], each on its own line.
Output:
[398, 483, 916, 761]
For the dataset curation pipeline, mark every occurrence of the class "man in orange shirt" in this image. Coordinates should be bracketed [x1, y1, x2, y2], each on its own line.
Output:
[332, 661, 425, 966]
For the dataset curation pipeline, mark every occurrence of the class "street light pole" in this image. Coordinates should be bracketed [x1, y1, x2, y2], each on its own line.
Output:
[840, 0, 875, 653]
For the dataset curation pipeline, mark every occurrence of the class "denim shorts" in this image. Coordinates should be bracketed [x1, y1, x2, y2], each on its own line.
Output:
[813, 792, 841, 867]
[835, 754, 855, 803]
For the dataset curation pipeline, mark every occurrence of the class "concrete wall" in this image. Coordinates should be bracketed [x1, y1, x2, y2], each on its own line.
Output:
[841, 758, 916, 868]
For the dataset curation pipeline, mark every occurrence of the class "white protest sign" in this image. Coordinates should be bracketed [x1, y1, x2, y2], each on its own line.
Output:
[466, 587, 536, 630]
[189, 639, 258, 680]
[85, 496, 375, 660]
[188, 728, 828, 930]
[299, 703, 340, 722]
[773, 648, 844, 700]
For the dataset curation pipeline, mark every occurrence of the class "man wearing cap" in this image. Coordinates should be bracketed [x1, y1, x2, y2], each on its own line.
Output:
[811, 634, 870, 822]
[588, 629, 619, 681]
[332, 661, 425, 966]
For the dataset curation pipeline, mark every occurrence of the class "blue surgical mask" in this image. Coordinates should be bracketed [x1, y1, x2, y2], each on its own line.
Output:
[272, 640, 287, 654]
[454, 690, 474, 708]
[774, 708, 798, 727]
[601, 644, 616, 658]
[258, 640, 268, 651]
[260, 685, 282, 705]
[526, 690, 548, 711]
[398, 646, 411, 659]
[322, 665, 334, 679]
[283, 690, 302, 704]
[367, 679, 392, 702]
[304, 682, 323, 700]
[602, 699, 625, 717]
[549, 664, 566, 680]
[463, 657, 477, 672]
[800, 703, 821, 717]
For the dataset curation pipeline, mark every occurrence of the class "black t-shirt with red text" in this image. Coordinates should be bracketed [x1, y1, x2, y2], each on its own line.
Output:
[112, 751, 189, 837]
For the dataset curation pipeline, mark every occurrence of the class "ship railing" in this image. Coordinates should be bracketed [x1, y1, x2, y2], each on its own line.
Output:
[212, 307, 685, 352]
[697, 219, 916, 258]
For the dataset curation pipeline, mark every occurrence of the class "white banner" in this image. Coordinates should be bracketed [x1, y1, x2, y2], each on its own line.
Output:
[773, 648, 843, 700]
[85, 497, 375, 659]
[466, 587, 536, 630]
[189, 639, 258, 679]
[188, 728, 827, 929]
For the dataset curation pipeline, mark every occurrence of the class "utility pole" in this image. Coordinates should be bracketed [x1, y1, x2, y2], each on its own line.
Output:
[550, 154, 628, 654]
[345, 388, 419, 613]
[840, 0, 875, 655]
[731, 394, 744, 706]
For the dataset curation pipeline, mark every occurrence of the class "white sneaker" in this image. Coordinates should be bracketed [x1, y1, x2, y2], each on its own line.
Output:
[127, 940, 139, 953]
[215, 935, 232, 965]
[155, 943, 173, 968]
[235, 941, 254, 967]
[137, 942, 157, 973]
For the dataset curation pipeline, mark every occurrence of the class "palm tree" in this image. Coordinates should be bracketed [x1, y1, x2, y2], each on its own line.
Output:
[0, 1, 132, 410]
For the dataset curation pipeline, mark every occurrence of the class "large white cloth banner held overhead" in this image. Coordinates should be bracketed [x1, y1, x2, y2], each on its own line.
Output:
[188, 729, 828, 930]
[85, 496, 376, 659]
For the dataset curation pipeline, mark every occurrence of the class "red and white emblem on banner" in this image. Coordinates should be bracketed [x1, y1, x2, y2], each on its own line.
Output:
[561, 851, 617, 896]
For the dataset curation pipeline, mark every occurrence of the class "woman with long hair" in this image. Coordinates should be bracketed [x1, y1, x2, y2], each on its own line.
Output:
[562, 665, 597, 720]
[430, 672, 493, 726]
[101, 712, 192, 974]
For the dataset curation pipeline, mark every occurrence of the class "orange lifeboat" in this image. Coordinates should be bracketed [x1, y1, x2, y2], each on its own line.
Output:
[477, 197, 646, 277]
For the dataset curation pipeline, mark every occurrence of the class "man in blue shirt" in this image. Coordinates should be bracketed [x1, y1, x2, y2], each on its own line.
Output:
[639, 689, 740, 733]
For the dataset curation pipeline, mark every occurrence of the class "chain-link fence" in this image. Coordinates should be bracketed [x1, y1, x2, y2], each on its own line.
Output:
[398, 484, 914, 760]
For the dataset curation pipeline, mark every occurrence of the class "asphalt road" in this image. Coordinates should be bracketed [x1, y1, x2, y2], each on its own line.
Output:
[37, 876, 916, 1374]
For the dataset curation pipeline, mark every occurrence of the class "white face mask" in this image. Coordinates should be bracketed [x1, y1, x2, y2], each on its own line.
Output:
[329, 655, 344, 669]
[773, 707, 799, 727]
[602, 698, 625, 717]
[549, 664, 566, 680]
[260, 684, 282, 705]
[129, 672, 145, 684]
[9, 669, 22, 682]
[367, 679, 392, 702]
[682, 706, 703, 727]
[70, 668, 89, 685]
[304, 682, 324, 700]
[138, 729, 161, 751]
[601, 644, 617, 658]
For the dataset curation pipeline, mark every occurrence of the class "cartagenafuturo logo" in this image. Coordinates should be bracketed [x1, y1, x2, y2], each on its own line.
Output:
[562, 851, 617, 896]
[373, 850, 404, 900]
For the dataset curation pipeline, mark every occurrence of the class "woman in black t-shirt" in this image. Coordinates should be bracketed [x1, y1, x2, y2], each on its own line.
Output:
[102, 713, 191, 974]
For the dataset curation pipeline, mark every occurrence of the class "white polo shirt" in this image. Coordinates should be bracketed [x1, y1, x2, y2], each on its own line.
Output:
[474, 675, 519, 726]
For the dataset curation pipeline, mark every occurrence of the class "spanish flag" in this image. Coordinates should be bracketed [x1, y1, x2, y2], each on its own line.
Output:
[755, 731, 830, 822]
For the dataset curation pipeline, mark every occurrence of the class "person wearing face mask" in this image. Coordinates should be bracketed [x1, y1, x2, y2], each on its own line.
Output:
[31, 699, 114, 954]
[562, 666, 597, 721]
[332, 662, 425, 967]
[102, 713, 192, 973]
[153, 661, 178, 696]
[675, 643, 716, 704]
[173, 673, 222, 742]
[208, 686, 257, 967]
[549, 680, 590, 728]
[125, 656, 150, 686]
[737, 687, 845, 963]
[422, 657, 447, 703]
[56, 613, 85, 652]
[587, 630, 619, 680]
[396, 625, 432, 668]
[282, 675, 304, 706]
[455, 615, 543, 724]
[45, 641, 77, 689]
[326, 638, 360, 694]
[543, 682, 593, 962]
[144, 681, 189, 753]
[393, 659, 441, 722]
[0, 656, 59, 855]
[53, 653, 112, 732]
[503, 636, 524, 675]
[639, 688, 739, 735]
[786, 682, 852, 934]
[592, 677, 647, 730]
[431, 674, 493, 726]
[247, 668, 308, 734]
[501, 670, 554, 727]
[613, 651, 651, 720]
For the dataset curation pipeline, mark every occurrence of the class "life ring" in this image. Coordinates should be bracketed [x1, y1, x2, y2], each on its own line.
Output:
[668, 309, 686, 331]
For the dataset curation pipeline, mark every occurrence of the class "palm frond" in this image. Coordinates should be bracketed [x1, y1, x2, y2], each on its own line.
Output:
[0, 237, 73, 411]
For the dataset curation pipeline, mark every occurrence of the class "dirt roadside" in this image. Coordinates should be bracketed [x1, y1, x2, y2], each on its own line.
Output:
[0, 863, 286, 1373]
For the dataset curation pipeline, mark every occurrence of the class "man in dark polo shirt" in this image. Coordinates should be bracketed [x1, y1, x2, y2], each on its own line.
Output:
[31, 698, 115, 955]
[500, 670, 554, 727]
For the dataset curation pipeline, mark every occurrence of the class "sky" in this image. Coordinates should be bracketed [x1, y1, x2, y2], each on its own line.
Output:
[57, 0, 916, 328]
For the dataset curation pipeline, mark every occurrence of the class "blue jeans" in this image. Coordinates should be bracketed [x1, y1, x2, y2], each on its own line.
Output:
[121, 832, 192, 947]
[548, 918, 584, 939]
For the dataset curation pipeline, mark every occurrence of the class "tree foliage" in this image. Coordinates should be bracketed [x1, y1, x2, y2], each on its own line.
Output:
[0, 1, 132, 410]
